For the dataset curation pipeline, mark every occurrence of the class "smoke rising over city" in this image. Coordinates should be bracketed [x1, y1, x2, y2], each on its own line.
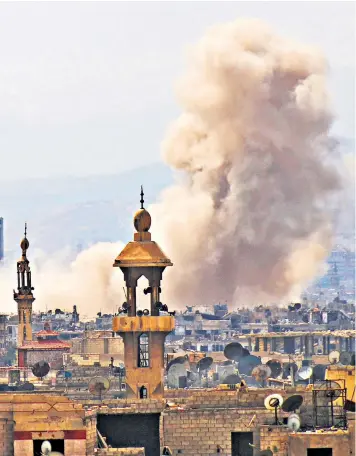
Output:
[0, 18, 347, 316]
[151, 18, 342, 308]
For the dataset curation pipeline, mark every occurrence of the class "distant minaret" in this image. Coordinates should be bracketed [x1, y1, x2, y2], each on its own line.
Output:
[13, 224, 35, 346]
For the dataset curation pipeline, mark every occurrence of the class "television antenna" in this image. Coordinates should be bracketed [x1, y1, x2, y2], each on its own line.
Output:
[264, 393, 283, 425]
[287, 413, 301, 432]
[328, 350, 340, 364]
[32, 361, 50, 381]
[266, 359, 282, 378]
[282, 395, 303, 413]
[340, 351, 352, 366]
[88, 376, 110, 401]
[251, 365, 272, 387]
[238, 355, 261, 376]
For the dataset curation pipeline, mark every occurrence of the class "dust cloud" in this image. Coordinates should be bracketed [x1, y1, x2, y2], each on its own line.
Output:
[0, 242, 125, 318]
[150, 18, 341, 308]
[0, 19, 343, 316]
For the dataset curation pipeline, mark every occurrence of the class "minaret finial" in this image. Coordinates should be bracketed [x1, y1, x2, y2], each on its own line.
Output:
[140, 186, 144, 209]
[24, 222, 27, 238]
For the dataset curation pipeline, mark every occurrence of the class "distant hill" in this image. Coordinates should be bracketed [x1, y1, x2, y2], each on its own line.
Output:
[0, 136, 354, 260]
[0, 162, 173, 257]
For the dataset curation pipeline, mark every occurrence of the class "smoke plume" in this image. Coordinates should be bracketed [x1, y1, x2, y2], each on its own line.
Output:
[150, 18, 341, 308]
[0, 242, 125, 317]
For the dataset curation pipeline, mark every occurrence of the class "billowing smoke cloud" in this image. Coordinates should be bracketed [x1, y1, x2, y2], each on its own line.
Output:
[0, 19, 345, 317]
[0, 242, 125, 317]
[150, 18, 342, 308]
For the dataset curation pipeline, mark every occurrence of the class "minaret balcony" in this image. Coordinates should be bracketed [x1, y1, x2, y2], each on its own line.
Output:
[113, 315, 175, 333]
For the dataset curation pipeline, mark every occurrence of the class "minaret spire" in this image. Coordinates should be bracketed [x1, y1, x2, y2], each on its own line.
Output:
[14, 224, 35, 347]
[140, 185, 144, 209]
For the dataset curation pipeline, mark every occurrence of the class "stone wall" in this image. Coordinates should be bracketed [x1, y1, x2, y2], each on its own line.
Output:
[25, 348, 70, 369]
[289, 431, 352, 456]
[71, 334, 124, 358]
[86, 411, 98, 455]
[95, 448, 145, 456]
[259, 425, 290, 456]
[0, 411, 14, 456]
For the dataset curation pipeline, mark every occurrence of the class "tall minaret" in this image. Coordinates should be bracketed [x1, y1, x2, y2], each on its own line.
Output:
[112, 187, 174, 398]
[14, 224, 35, 346]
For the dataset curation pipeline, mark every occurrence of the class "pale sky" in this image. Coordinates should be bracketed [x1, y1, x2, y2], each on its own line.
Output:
[0, 1, 354, 181]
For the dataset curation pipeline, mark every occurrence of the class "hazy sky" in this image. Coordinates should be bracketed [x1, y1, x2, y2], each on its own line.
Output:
[0, 1, 354, 181]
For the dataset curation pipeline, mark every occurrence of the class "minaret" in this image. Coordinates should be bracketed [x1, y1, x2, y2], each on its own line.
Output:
[112, 188, 174, 398]
[14, 224, 35, 346]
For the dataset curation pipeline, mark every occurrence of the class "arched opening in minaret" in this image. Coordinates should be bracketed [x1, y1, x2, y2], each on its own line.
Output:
[136, 276, 151, 315]
[138, 333, 149, 368]
[23, 326, 27, 341]
[139, 385, 148, 399]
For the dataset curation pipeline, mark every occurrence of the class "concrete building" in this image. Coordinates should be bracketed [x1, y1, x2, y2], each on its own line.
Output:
[18, 325, 71, 369]
[0, 190, 354, 456]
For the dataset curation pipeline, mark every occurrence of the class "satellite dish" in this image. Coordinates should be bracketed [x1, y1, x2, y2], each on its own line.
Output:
[264, 393, 283, 425]
[282, 395, 303, 412]
[264, 394, 284, 410]
[317, 381, 342, 401]
[224, 342, 246, 361]
[296, 366, 313, 381]
[88, 376, 110, 400]
[340, 351, 352, 366]
[328, 350, 340, 364]
[41, 441, 52, 455]
[312, 364, 327, 382]
[294, 303, 302, 310]
[282, 362, 298, 379]
[221, 374, 241, 385]
[242, 348, 250, 357]
[167, 364, 187, 388]
[351, 353, 356, 366]
[252, 365, 272, 384]
[266, 360, 282, 378]
[197, 357, 213, 372]
[287, 413, 301, 431]
[238, 355, 262, 376]
[166, 356, 187, 371]
[32, 361, 50, 379]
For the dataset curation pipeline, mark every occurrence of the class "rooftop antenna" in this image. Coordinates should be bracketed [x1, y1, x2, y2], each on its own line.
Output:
[88, 376, 110, 402]
[32, 361, 50, 381]
[140, 185, 144, 209]
[264, 393, 284, 425]
[287, 413, 301, 432]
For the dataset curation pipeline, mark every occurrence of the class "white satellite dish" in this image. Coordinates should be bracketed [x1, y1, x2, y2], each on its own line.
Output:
[296, 366, 313, 381]
[41, 441, 51, 455]
[328, 350, 340, 364]
[287, 413, 301, 431]
[264, 393, 284, 411]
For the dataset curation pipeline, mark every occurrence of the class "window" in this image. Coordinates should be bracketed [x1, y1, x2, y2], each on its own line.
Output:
[23, 326, 27, 341]
[138, 333, 149, 367]
[139, 385, 148, 399]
